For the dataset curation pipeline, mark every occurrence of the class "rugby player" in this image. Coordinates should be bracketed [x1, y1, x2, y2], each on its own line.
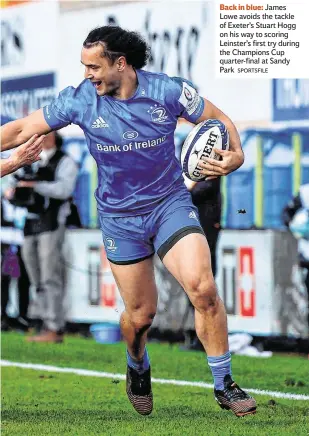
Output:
[1, 26, 256, 417]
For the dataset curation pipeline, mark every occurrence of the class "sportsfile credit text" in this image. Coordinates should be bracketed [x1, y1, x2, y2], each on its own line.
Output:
[215, 0, 308, 78]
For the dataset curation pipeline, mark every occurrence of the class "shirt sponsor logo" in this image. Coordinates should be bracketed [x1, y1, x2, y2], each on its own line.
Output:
[97, 144, 121, 152]
[96, 135, 167, 152]
[123, 131, 138, 140]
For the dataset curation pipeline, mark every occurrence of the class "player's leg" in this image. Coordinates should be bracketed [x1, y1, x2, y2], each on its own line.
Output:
[185, 202, 221, 350]
[152, 189, 227, 355]
[109, 258, 157, 416]
[162, 233, 229, 356]
[109, 258, 157, 361]
[162, 233, 256, 416]
[100, 214, 156, 415]
[153, 190, 256, 416]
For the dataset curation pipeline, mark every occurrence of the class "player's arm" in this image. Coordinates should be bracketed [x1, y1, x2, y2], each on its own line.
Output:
[195, 99, 244, 178]
[1, 159, 17, 178]
[169, 77, 244, 180]
[1, 134, 46, 177]
[1, 86, 77, 152]
[1, 109, 52, 151]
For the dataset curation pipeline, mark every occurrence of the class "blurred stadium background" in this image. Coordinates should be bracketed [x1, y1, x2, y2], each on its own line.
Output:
[1, 1, 309, 434]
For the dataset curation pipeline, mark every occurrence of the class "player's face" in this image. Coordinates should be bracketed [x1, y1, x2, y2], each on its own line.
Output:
[81, 46, 121, 97]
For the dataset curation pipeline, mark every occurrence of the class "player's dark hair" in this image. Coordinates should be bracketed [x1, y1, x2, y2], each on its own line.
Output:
[83, 26, 150, 69]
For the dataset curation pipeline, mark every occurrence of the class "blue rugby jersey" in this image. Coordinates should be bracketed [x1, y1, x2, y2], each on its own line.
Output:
[43, 69, 205, 216]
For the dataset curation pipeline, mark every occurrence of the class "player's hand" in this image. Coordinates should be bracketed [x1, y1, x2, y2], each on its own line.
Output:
[11, 134, 45, 169]
[198, 148, 244, 180]
[182, 174, 197, 191]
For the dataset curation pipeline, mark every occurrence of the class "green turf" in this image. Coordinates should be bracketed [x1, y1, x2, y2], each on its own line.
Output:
[1, 332, 309, 435]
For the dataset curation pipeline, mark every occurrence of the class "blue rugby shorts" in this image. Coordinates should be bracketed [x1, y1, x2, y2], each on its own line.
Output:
[99, 188, 204, 264]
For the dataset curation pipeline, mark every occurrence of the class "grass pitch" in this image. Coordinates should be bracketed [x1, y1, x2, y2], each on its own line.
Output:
[1, 332, 309, 435]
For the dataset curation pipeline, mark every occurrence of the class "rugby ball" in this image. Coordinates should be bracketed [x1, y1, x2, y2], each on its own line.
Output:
[181, 119, 229, 181]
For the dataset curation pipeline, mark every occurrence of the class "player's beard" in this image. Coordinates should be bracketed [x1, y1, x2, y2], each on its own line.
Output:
[97, 83, 118, 97]
[104, 86, 118, 97]
[100, 77, 121, 97]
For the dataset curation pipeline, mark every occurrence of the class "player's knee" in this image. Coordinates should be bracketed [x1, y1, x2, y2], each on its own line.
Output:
[130, 311, 156, 333]
[187, 276, 219, 313]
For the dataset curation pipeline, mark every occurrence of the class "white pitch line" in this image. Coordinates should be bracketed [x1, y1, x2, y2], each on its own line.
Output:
[1, 360, 309, 401]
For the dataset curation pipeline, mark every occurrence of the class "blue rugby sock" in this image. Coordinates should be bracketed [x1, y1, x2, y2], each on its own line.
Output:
[207, 351, 232, 390]
[127, 348, 150, 374]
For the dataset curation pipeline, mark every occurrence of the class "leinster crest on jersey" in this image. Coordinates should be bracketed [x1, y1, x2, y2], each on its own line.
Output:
[147, 104, 168, 123]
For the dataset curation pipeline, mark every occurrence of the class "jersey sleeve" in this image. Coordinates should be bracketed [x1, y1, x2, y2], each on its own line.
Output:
[166, 76, 205, 123]
[43, 86, 78, 129]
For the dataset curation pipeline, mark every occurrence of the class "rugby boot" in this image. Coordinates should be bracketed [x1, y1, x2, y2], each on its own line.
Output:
[126, 365, 153, 415]
[214, 374, 257, 417]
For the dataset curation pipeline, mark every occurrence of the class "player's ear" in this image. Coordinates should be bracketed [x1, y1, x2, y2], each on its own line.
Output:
[117, 56, 126, 72]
